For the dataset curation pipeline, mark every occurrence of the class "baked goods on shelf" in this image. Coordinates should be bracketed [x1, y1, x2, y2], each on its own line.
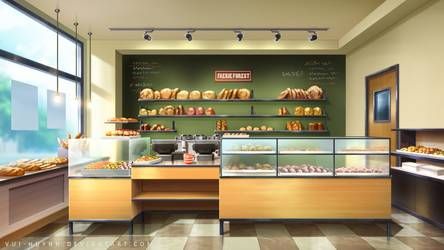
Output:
[224, 162, 274, 170]
[222, 133, 249, 138]
[160, 88, 172, 99]
[139, 88, 154, 99]
[313, 107, 322, 116]
[400, 145, 444, 156]
[278, 107, 289, 116]
[239, 125, 274, 131]
[57, 133, 83, 149]
[308, 122, 325, 131]
[106, 117, 138, 123]
[335, 166, 384, 174]
[304, 107, 313, 116]
[294, 106, 304, 116]
[217, 88, 251, 100]
[189, 90, 202, 100]
[176, 90, 189, 99]
[293, 106, 322, 116]
[105, 129, 140, 137]
[286, 120, 303, 131]
[0, 167, 25, 176]
[140, 123, 173, 131]
[216, 119, 228, 131]
[279, 165, 331, 174]
[230, 144, 273, 151]
[203, 90, 216, 99]
[277, 85, 324, 100]
[140, 105, 215, 116]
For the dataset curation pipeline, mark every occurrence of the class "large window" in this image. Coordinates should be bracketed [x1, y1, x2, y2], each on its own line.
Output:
[0, 0, 83, 164]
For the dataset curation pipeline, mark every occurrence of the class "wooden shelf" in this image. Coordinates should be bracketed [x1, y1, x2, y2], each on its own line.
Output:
[138, 115, 327, 119]
[139, 130, 177, 133]
[138, 98, 327, 103]
[132, 191, 219, 201]
[215, 130, 329, 134]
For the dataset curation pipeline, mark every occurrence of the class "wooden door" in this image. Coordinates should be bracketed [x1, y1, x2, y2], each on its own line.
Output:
[366, 65, 399, 166]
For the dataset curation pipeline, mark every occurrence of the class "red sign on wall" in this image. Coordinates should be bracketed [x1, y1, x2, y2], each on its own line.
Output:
[214, 70, 252, 82]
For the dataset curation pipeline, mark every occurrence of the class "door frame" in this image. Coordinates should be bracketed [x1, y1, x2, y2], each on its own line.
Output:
[365, 64, 400, 136]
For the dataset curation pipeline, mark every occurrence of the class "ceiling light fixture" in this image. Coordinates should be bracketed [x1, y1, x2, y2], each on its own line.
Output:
[272, 30, 281, 42]
[185, 30, 193, 42]
[308, 31, 318, 42]
[235, 31, 243, 42]
[143, 30, 152, 41]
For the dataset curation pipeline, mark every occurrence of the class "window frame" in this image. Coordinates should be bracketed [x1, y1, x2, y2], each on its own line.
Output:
[0, 0, 84, 133]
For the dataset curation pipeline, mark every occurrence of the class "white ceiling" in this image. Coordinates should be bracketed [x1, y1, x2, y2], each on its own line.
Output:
[24, 0, 384, 40]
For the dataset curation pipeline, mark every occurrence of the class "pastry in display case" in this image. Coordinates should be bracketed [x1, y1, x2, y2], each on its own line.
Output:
[278, 154, 334, 176]
[397, 145, 444, 160]
[68, 137, 150, 177]
[334, 155, 389, 176]
[278, 138, 333, 154]
[222, 138, 276, 154]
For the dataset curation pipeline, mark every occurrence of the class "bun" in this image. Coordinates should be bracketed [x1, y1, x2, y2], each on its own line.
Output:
[203, 90, 216, 99]
[307, 85, 323, 99]
[205, 107, 216, 115]
[189, 90, 202, 100]
[140, 88, 154, 99]
[154, 90, 161, 99]
[304, 107, 313, 116]
[294, 106, 304, 116]
[313, 107, 322, 116]
[176, 90, 189, 100]
[160, 88, 172, 99]
[237, 88, 251, 100]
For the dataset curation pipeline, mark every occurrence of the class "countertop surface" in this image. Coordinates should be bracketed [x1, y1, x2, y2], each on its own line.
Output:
[133, 159, 220, 167]
[0, 164, 68, 184]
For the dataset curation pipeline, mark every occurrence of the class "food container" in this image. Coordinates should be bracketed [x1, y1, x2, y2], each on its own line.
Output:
[152, 140, 178, 155]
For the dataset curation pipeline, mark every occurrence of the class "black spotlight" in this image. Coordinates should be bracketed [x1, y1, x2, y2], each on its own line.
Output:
[235, 31, 243, 42]
[273, 31, 281, 42]
[185, 31, 193, 42]
[143, 31, 152, 41]
[308, 31, 318, 42]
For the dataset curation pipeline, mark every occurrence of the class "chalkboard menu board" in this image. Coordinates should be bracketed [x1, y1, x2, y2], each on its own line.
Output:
[122, 55, 345, 138]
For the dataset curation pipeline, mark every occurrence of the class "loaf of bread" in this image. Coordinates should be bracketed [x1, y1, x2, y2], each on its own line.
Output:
[0, 167, 25, 176]
[154, 90, 161, 99]
[237, 89, 251, 100]
[202, 90, 216, 99]
[160, 88, 172, 99]
[140, 88, 154, 99]
[313, 107, 322, 116]
[189, 90, 202, 100]
[176, 90, 189, 99]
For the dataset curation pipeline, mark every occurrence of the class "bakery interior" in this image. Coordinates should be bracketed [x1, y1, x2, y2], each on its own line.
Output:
[1, 0, 444, 249]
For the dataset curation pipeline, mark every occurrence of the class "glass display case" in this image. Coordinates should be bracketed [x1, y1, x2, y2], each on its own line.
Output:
[68, 137, 150, 177]
[220, 137, 390, 177]
[221, 138, 276, 176]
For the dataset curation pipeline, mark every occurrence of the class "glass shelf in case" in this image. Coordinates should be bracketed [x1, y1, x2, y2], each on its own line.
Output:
[221, 154, 276, 177]
[334, 155, 389, 176]
[68, 137, 150, 178]
[278, 155, 333, 176]
[221, 138, 276, 154]
[335, 138, 389, 154]
[278, 138, 333, 154]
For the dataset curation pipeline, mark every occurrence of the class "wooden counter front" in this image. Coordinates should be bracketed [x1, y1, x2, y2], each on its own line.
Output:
[220, 178, 391, 219]
[69, 178, 139, 221]
[132, 167, 219, 180]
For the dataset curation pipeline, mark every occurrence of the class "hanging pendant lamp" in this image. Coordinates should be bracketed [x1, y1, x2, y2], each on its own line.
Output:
[88, 31, 92, 107]
[74, 21, 79, 100]
[55, 8, 60, 95]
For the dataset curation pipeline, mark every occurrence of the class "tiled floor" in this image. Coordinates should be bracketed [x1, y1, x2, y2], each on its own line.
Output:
[2, 207, 444, 250]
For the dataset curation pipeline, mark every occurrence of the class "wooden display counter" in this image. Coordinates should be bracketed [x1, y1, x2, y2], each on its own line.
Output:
[0, 166, 67, 239]
[219, 177, 392, 236]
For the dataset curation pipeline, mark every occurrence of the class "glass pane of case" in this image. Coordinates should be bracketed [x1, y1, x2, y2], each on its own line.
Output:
[278, 138, 333, 154]
[222, 138, 276, 154]
[69, 138, 150, 177]
[335, 138, 389, 154]
[222, 154, 276, 176]
[278, 155, 333, 176]
[335, 155, 389, 176]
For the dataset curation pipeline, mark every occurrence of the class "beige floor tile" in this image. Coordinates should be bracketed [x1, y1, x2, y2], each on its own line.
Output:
[317, 224, 356, 236]
[130, 224, 164, 236]
[190, 224, 220, 236]
[292, 236, 336, 250]
[393, 224, 425, 237]
[258, 237, 298, 250]
[184, 236, 222, 250]
[71, 236, 119, 250]
[148, 237, 187, 250]
[391, 214, 424, 224]
[222, 237, 260, 250]
[164, 214, 197, 225]
[432, 237, 444, 244]
[362, 236, 412, 250]
[255, 223, 290, 237]
[396, 236, 444, 250]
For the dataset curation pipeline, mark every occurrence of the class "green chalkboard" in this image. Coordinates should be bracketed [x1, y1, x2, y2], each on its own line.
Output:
[122, 55, 345, 139]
